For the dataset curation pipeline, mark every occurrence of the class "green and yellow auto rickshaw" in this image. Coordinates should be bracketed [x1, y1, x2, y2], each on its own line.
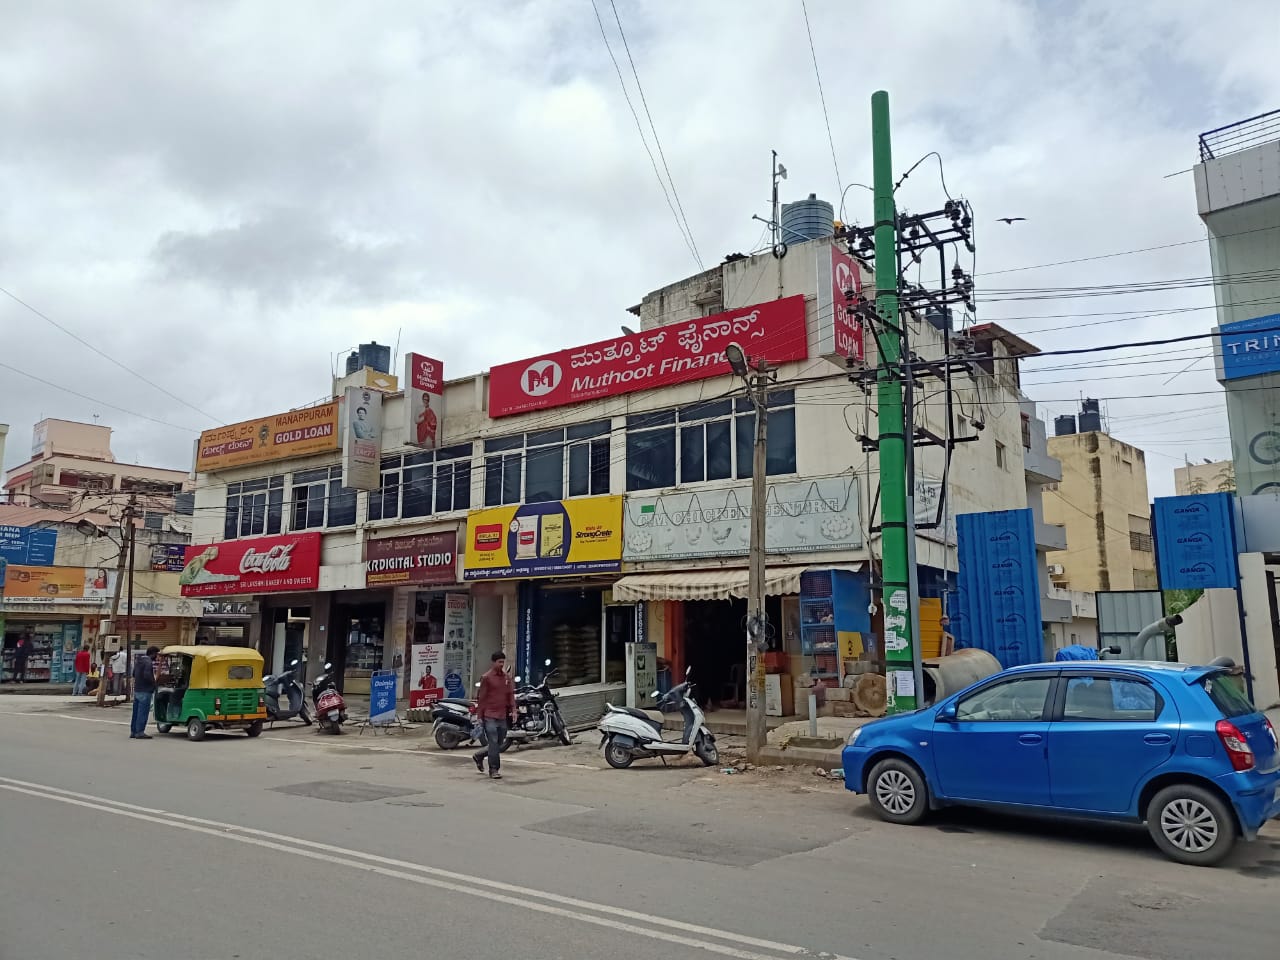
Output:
[153, 645, 268, 741]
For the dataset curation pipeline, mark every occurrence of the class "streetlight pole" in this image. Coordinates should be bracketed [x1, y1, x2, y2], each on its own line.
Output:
[726, 342, 774, 763]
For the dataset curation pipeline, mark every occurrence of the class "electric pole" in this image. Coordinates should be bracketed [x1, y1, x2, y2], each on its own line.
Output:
[870, 91, 919, 712]
[97, 494, 135, 707]
[726, 342, 774, 761]
[124, 506, 137, 701]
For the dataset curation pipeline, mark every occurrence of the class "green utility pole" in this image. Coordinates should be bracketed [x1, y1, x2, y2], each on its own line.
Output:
[871, 91, 918, 713]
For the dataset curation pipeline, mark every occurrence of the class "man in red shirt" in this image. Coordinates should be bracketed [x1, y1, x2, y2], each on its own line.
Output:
[73, 645, 92, 696]
[472, 652, 516, 780]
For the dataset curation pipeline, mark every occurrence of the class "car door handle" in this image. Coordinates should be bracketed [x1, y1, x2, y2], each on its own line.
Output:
[1018, 733, 1043, 745]
[1143, 733, 1173, 745]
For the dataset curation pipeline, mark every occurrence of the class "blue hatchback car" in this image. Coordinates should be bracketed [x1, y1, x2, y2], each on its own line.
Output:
[842, 661, 1280, 865]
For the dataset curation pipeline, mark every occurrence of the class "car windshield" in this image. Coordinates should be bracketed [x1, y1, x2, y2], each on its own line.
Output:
[1199, 672, 1256, 719]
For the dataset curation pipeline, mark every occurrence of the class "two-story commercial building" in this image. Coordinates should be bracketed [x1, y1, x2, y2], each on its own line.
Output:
[187, 232, 1041, 723]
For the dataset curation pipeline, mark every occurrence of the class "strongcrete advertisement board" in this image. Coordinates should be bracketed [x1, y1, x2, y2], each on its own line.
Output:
[487, 296, 809, 417]
[463, 496, 623, 580]
[179, 532, 323, 597]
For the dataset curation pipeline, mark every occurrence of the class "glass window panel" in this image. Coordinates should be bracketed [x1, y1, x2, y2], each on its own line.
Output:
[679, 424, 705, 484]
[484, 434, 524, 453]
[680, 399, 732, 422]
[305, 486, 325, 529]
[484, 456, 504, 507]
[527, 428, 565, 447]
[293, 468, 328, 485]
[627, 428, 675, 491]
[328, 480, 357, 527]
[568, 420, 610, 440]
[735, 414, 755, 479]
[766, 407, 797, 475]
[224, 498, 239, 540]
[525, 444, 563, 503]
[405, 451, 435, 467]
[403, 465, 433, 518]
[627, 410, 675, 430]
[291, 489, 308, 531]
[706, 419, 732, 481]
[502, 453, 522, 504]
[438, 443, 471, 461]
[568, 443, 590, 497]
[452, 461, 471, 510]
[267, 487, 284, 534]
[590, 438, 610, 495]
[242, 477, 268, 492]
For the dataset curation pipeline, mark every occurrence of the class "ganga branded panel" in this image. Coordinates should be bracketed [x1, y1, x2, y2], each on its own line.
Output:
[487, 296, 808, 417]
[463, 496, 623, 580]
[179, 533, 323, 596]
[196, 403, 340, 472]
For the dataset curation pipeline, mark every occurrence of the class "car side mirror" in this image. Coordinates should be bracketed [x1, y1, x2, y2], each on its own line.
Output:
[936, 702, 958, 723]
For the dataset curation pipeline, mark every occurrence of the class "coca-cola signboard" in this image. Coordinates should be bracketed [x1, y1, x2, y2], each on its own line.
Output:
[179, 533, 322, 597]
[488, 295, 809, 417]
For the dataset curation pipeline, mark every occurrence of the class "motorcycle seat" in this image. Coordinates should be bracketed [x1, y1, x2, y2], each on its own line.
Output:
[612, 705, 665, 729]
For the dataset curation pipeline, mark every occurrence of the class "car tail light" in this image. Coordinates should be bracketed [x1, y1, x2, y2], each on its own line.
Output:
[1216, 719, 1255, 771]
[259, 695, 266, 707]
[214, 696, 222, 714]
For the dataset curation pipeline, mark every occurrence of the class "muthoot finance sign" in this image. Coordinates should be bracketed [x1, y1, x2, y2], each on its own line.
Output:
[487, 296, 809, 417]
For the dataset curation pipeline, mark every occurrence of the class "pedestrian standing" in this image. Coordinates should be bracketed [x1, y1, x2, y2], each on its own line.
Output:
[110, 648, 128, 697]
[72, 645, 91, 696]
[130, 645, 160, 740]
[472, 652, 516, 780]
[12, 634, 31, 683]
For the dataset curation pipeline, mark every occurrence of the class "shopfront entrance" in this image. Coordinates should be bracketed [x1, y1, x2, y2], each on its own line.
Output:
[2, 616, 83, 684]
[331, 594, 389, 696]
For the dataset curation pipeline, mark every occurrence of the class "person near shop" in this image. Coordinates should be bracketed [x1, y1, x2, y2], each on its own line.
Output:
[110, 648, 128, 696]
[472, 652, 517, 780]
[12, 634, 32, 683]
[72, 645, 92, 696]
[130, 646, 160, 740]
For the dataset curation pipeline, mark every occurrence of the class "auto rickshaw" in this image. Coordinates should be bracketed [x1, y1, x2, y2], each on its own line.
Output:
[153, 645, 268, 741]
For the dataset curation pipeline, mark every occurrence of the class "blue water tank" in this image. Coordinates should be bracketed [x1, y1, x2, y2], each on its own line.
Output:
[780, 194, 834, 243]
[357, 342, 391, 374]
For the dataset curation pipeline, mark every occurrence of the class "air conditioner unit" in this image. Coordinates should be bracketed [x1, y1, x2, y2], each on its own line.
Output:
[1047, 564, 1066, 577]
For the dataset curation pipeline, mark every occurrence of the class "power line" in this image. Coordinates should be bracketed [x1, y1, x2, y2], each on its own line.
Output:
[799, 0, 842, 203]
[0, 359, 203, 434]
[607, 0, 702, 270]
[0, 283, 224, 425]
[588, 0, 701, 269]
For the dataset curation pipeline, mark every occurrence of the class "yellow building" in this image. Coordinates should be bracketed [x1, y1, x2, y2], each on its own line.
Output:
[1043, 406, 1156, 594]
[1173, 459, 1235, 495]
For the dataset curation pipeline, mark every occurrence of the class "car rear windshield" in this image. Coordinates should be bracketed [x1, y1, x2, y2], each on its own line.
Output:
[1198, 673, 1256, 719]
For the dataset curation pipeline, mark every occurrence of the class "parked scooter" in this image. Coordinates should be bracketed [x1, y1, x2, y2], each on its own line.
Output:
[263, 659, 312, 726]
[505, 659, 572, 748]
[310, 661, 347, 734]
[431, 697, 516, 752]
[597, 667, 717, 769]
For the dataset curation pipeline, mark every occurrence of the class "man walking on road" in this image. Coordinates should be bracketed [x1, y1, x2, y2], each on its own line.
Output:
[472, 652, 516, 780]
[130, 645, 160, 739]
[72, 645, 91, 696]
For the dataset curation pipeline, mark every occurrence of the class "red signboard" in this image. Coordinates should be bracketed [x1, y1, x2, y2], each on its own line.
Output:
[488, 295, 809, 417]
[179, 533, 322, 597]
[830, 245, 865, 362]
[364, 531, 457, 587]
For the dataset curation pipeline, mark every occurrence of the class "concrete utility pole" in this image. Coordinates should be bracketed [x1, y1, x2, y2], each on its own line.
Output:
[97, 495, 135, 707]
[124, 507, 137, 699]
[726, 342, 774, 761]
[871, 91, 920, 713]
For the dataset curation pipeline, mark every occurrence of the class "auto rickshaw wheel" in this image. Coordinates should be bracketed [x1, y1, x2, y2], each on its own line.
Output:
[187, 718, 207, 742]
[157, 722, 173, 734]
[246, 720, 263, 737]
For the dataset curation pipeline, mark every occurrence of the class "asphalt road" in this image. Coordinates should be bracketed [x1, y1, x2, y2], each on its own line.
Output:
[1, 696, 1278, 960]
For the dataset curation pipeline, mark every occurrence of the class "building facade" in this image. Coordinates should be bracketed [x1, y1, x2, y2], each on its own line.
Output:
[1042, 404, 1157, 594]
[186, 235, 1040, 720]
[1173, 459, 1236, 496]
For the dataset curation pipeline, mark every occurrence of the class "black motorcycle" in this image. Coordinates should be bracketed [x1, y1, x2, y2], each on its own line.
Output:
[505, 659, 572, 748]
[263, 660, 312, 726]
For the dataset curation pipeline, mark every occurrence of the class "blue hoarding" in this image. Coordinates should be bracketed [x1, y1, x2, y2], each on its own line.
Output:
[956, 509, 1044, 669]
[369, 669, 398, 724]
[1153, 492, 1239, 589]
[1219, 313, 1280, 381]
[0, 526, 57, 566]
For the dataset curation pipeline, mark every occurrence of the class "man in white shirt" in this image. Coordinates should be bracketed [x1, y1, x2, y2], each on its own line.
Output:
[110, 648, 128, 696]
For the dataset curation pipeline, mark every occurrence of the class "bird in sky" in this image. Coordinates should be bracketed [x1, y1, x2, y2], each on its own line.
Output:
[997, 217, 1027, 224]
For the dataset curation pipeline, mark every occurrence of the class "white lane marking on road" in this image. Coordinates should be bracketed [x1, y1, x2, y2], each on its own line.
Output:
[0, 775, 854, 960]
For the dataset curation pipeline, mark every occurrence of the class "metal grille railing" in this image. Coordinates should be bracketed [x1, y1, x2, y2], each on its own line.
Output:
[1199, 108, 1280, 162]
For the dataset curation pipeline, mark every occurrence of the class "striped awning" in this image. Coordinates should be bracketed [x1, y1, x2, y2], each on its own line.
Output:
[612, 563, 866, 602]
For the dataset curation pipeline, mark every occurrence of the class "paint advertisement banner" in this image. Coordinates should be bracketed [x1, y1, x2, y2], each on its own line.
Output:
[1217, 313, 1280, 381]
[622, 476, 860, 562]
[463, 496, 623, 580]
[1, 565, 116, 601]
[0, 526, 58, 566]
[1152, 492, 1239, 590]
[343, 386, 383, 491]
[814, 241, 868, 365]
[369, 670, 398, 724]
[409, 642, 444, 709]
[196, 402, 340, 472]
[487, 296, 809, 417]
[179, 532, 322, 597]
[442, 593, 472, 698]
[365, 531, 457, 587]
[405, 352, 444, 449]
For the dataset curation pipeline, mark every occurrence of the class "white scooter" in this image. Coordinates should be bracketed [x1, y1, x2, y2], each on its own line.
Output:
[597, 668, 718, 769]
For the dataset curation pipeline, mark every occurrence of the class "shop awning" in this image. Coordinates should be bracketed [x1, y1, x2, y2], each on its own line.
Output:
[612, 564, 866, 602]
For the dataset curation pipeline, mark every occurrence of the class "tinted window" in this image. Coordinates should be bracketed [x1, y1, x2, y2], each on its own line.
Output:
[956, 677, 1052, 721]
[1063, 676, 1159, 721]
[1200, 673, 1256, 718]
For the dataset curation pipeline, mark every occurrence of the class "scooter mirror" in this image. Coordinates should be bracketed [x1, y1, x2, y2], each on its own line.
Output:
[290, 659, 299, 667]
[650, 690, 661, 698]
[324, 662, 333, 670]
[514, 676, 523, 683]
[685, 665, 692, 677]
[544, 658, 552, 667]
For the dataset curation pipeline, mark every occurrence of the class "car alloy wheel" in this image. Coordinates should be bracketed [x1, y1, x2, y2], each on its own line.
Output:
[874, 768, 917, 816]
[1160, 797, 1219, 853]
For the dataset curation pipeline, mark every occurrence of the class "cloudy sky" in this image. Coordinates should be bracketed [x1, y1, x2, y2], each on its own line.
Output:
[1, 0, 1277, 497]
